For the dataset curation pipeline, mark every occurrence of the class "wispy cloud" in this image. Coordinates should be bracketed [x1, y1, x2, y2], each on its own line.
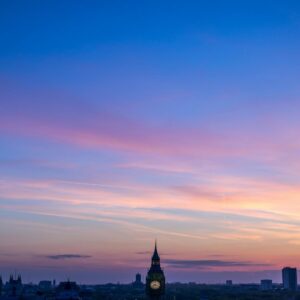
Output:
[0, 159, 74, 170]
[136, 251, 173, 256]
[46, 254, 92, 260]
[135, 251, 152, 255]
[0, 84, 222, 157]
[165, 259, 271, 269]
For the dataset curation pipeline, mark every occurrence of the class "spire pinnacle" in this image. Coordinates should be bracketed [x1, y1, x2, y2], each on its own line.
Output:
[152, 239, 160, 261]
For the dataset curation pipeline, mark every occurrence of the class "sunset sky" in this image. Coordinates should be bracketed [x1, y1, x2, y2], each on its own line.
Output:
[1, 0, 300, 284]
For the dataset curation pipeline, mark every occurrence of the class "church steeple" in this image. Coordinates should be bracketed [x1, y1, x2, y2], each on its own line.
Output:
[152, 240, 160, 262]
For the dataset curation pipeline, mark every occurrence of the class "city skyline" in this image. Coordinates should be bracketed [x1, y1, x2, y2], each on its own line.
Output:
[1, 0, 300, 284]
[0, 244, 298, 286]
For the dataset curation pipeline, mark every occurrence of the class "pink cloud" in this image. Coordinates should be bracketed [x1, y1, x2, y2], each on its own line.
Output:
[0, 79, 290, 159]
[0, 110, 224, 157]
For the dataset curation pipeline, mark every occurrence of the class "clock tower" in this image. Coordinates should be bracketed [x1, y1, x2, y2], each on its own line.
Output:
[146, 241, 165, 299]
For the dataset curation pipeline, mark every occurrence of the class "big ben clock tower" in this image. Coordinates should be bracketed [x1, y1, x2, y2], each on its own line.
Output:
[146, 241, 165, 299]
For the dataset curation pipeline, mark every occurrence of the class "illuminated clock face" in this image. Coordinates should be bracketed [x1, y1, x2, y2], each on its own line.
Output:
[150, 280, 160, 290]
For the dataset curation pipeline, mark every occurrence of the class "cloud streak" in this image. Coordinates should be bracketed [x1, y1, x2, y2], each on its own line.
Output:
[164, 259, 271, 269]
[0, 83, 221, 157]
[46, 254, 92, 260]
[3, 80, 299, 160]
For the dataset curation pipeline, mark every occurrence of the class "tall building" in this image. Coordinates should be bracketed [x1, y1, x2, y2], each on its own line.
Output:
[226, 280, 233, 286]
[261, 279, 272, 291]
[133, 273, 143, 288]
[282, 267, 297, 291]
[136, 273, 142, 283]
[146, 241, 166, 299]
[5, 274, 23, 297]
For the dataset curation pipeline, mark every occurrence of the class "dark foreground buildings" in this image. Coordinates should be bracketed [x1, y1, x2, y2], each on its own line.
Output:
[1, 250, 300, 300]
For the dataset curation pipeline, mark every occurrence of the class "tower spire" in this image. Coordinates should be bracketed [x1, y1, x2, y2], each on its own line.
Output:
[152, 239, 160, 262]
[146, 239, 166, 297]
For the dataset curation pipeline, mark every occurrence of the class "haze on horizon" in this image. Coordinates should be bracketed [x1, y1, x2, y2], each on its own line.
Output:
[1, 0, 300, 284]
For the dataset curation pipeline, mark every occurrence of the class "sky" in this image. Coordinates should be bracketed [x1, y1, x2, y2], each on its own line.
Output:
[1, 0, 300, 284]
